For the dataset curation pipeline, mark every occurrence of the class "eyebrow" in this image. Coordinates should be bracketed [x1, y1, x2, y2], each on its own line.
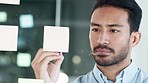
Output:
[90, 22, 124, 28]
[90, 22, 101, 27]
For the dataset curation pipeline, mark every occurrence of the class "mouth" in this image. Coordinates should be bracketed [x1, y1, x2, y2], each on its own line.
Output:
[93, 48, 112, 57]
[92, 44, 115, 57]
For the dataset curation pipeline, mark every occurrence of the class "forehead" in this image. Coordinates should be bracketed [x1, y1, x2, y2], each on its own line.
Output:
[91, 6, 129, 25]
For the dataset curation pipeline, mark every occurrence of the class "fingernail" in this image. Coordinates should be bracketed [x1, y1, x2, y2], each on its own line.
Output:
[58, 52, 62, 55]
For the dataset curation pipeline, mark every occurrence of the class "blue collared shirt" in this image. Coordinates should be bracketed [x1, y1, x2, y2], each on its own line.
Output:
[73, 62, 148, 83]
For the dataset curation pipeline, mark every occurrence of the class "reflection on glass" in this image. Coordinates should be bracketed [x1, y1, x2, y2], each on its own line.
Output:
[17, 53, 31, 67]
[0, 11, 7, 22]
[19, 14, 34, 28]
[0, 0, 95, 82]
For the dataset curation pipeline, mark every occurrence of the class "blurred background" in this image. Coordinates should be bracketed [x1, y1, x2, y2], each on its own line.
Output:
[0, 0, 147, 83]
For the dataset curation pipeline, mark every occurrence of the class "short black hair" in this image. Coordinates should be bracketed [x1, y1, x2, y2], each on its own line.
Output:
[92, 0, 142, 33]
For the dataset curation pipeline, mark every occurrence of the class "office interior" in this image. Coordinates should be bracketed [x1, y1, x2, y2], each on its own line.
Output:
[0, 0, 148, 83]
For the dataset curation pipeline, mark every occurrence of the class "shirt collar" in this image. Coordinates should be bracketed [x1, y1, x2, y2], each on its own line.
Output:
[92, 61, 138, 82]
[122, 62, 138, 82]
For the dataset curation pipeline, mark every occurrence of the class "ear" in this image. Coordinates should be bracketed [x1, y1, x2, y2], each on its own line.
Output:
[130, 31, 141, 47]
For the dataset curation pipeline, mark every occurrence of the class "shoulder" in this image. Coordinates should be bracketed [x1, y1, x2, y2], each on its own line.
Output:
[136, 68, 148, 82]
[141, 70, 148, 82]
[143, 74, 148, 82]
[73, 71, 95, 83]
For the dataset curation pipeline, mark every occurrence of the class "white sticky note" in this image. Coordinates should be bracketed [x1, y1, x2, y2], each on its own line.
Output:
[0, 25, 18, 51]
[0, 0, 20, 5]
[43, 26, 69, 52]
[18, 78, 44, 83]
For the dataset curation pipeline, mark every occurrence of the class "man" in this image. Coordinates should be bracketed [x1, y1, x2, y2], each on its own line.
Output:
[32, 0, 148, 83]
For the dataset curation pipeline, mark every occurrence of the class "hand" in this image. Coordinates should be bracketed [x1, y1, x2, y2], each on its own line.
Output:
[32, 48, 64, 83]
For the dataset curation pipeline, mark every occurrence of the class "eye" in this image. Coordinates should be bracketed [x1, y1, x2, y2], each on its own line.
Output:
[91, 28, 99, 32]
[110, 29, 120, 33]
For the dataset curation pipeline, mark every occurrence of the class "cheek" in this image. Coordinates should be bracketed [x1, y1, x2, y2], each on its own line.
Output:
[114, 37, 130, 50]
[89, 36, 94, 47]
[89, 34, 98, 42]
[112, 33, 130, 43]
[89, 34, 97, 48]
[111, 35, 130, 49]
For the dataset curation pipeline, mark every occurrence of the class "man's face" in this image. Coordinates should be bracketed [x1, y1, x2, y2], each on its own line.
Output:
[89, 7, 132, 66]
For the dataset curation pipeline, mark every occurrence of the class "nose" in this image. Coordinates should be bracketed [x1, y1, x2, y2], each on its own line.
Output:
[97, 32, 110, 45]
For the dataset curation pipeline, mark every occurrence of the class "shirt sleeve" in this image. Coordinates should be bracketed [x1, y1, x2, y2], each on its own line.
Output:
[72, 76, 83, 83]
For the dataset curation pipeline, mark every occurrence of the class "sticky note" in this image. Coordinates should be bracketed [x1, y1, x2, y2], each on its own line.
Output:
[18, 78, 44, 83]
[43, 26, 69, 52]
[0, 0, 20, 5]
[0, 25, 18, 51]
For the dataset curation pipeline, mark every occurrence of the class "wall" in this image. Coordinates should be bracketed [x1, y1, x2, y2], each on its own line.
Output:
[132, 0, 148, 73]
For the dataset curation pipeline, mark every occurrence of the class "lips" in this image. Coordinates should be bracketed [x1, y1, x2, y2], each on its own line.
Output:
[92, 44, 115, 57]
[93, 48, 112, 56]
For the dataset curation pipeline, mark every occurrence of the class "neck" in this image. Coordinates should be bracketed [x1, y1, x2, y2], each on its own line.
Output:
[96, 59, 131, 82]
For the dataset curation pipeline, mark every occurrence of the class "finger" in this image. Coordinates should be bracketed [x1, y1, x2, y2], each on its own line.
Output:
[40, 55, 62, 70]
[54, 53, 64, 66]
[36, 52, 59, 63]
[32, 48, 60, 63]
